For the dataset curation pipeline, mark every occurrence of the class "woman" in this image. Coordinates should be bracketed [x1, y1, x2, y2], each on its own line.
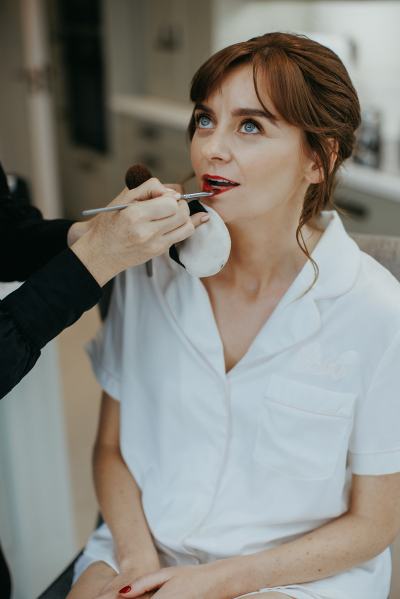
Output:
[68, 33, 400, 599]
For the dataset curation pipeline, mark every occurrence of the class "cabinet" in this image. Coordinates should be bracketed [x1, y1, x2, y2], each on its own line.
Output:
[113, 113, 192, 184]
[143, 0, 211, 102]
[103, 0, 213, 189]
[335, 183, 400, 236]
[106, 0, 212, 103]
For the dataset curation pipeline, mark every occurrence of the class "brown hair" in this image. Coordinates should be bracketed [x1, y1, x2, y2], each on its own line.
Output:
[187, 32, 361, 288]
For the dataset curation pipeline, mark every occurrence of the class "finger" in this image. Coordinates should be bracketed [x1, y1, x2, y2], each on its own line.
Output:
[152, 198, 189, 223]
[96, 590, 120, 599]
[191, 212, 210, 229]
[147, 201, 190, 235]
[129, 195, 181, 221]
[110, 178, 177, 208]
[118, 569, 171, 597]
[162, 219, 196, 246]
[132, 178, 178, 202]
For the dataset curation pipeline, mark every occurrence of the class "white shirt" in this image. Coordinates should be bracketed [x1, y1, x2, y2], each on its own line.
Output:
[81, 211, 400, 598]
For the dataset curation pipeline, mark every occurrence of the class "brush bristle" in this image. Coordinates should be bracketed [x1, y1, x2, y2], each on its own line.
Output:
[125, 164, 152, 190]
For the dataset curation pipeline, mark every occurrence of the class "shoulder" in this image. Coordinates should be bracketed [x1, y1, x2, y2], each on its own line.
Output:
[346, 249, 400, 334]
[356, 250, 400, 305]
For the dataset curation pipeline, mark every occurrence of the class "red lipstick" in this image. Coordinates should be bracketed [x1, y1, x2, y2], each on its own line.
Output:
[202, 174, 240, 196]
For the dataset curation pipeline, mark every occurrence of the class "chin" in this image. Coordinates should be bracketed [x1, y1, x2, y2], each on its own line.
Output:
[202, 200, 236, 224]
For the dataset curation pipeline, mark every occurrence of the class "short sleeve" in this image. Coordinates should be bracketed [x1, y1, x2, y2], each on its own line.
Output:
[350, 328, 400, 475]
[86, 273, 126, 401]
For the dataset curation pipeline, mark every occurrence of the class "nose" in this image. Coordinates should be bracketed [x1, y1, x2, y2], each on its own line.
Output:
[201, 130, 232, 163]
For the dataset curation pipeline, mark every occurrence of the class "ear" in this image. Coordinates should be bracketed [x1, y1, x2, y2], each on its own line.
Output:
[304, 138, 339, 185]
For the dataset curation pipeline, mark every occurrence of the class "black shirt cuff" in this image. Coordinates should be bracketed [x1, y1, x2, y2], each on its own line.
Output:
[1, 248, 102, 350]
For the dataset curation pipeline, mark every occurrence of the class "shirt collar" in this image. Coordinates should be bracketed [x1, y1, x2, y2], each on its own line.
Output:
[242, 210, 361, 369]
[152, 210, 361, 375]
[282, 210, 361, 305]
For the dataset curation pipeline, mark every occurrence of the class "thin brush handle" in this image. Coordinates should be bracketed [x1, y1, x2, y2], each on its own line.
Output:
[81, 191, 213, 217]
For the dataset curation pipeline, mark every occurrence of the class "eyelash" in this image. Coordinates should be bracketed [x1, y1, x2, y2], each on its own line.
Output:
[194, 112, 263, 134]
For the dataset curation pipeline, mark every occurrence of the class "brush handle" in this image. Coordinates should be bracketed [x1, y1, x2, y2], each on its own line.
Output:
[81, 192, 212, 217]
[81, 204, 131, 216]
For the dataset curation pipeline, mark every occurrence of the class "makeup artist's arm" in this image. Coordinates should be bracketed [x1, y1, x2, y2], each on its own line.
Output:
[0, 174, 206, 399]
[121, 473, 400, 598]
[93, 392, 160, 598]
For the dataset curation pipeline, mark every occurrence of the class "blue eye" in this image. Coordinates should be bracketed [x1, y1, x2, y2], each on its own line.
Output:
[197, 114, 213, 128]
[240, 120, 260, 134]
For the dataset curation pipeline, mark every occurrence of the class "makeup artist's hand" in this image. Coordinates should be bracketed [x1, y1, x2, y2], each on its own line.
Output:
[66, 183, 184, 247]
[70, 178, 209, 287]
[115, 560, 245, 599]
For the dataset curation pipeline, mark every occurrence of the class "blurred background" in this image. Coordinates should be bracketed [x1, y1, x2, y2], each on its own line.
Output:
[0, 1, 399, 597]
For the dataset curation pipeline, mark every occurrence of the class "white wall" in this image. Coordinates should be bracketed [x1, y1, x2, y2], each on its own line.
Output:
[212, 1, 312, 51]
[212, 1, 400, 146]
[308, 1, 400, 143]
[0, 284, 76, 598]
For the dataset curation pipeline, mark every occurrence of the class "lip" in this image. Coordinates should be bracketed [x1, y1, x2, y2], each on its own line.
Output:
[201, 173, 240, 196]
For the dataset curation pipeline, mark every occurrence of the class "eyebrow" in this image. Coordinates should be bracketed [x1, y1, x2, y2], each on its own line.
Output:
[194, 103, 279, 124]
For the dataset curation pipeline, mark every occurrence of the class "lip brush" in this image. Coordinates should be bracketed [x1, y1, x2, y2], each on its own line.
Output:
[81, 191, 213, 217]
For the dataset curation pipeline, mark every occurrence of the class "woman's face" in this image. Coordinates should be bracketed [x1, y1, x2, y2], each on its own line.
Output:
[190, 64, 316, 225]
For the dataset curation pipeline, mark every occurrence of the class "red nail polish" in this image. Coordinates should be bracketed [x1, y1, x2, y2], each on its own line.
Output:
[119, 585, 132, 594]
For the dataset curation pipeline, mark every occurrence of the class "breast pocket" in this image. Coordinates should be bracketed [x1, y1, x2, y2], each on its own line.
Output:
[253, 375, 356, 481]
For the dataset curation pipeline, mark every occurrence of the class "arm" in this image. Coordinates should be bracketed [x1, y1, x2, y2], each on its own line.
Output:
[0, 248, 101, 399]
[123, 473, 400, 598]
[0, 175, 206, 399]
[93, 391, 160, 575]
[229, 472, 400, 593]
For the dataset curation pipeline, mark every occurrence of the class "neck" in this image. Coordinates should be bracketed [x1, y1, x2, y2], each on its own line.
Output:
[217, 211, 322, 295]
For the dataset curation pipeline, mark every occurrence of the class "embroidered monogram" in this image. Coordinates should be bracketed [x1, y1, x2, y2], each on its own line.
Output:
[293, 344, 357, 381]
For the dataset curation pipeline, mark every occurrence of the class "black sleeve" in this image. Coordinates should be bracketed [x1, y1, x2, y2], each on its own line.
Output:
[0, 248, 102, 399]
[0, 162, 74, 280]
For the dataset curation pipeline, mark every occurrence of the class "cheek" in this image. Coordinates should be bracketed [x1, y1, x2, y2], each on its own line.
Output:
[190, 140, 202, 175]
[248, 144, 304, 188]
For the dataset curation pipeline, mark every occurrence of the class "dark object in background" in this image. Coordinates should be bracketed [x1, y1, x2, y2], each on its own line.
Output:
[36, 515, 103, 598]
[36, 554, 80, 599]
[0, 172, 33, 599]
[353, 108, 382, 169]
[6, 173, 32, 208]
[0, 544, 11, 599]
[57, 0, 107, 153]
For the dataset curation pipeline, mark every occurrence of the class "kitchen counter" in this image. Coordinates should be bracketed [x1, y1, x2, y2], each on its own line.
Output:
[339, 162, 400, 203]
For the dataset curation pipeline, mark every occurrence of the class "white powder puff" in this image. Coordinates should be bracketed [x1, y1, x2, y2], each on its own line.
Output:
[177, 204, 231, 277]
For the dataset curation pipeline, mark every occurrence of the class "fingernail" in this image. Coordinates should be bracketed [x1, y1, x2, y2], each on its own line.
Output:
[200, 215, 210, 222]
[119, 585, 132, 594]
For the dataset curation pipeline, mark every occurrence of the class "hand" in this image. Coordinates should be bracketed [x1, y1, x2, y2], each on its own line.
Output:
[95, 560, 160, 599]
[66, 183, 185, 248]
[67, 220, 90, 246]
[115, 560, 242, 599]
[71, 178, 209, 286]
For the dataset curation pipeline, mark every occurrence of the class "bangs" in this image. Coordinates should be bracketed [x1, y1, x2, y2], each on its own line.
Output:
[190, 41, 255, 104]
[253, 50, 315, 128]
[188, 38, 343, 141]
[188, 41, 255, 139]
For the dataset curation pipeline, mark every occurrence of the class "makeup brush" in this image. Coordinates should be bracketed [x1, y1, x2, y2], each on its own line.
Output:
[81, 164, 212, 216]
[81, 163, 230, 278]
